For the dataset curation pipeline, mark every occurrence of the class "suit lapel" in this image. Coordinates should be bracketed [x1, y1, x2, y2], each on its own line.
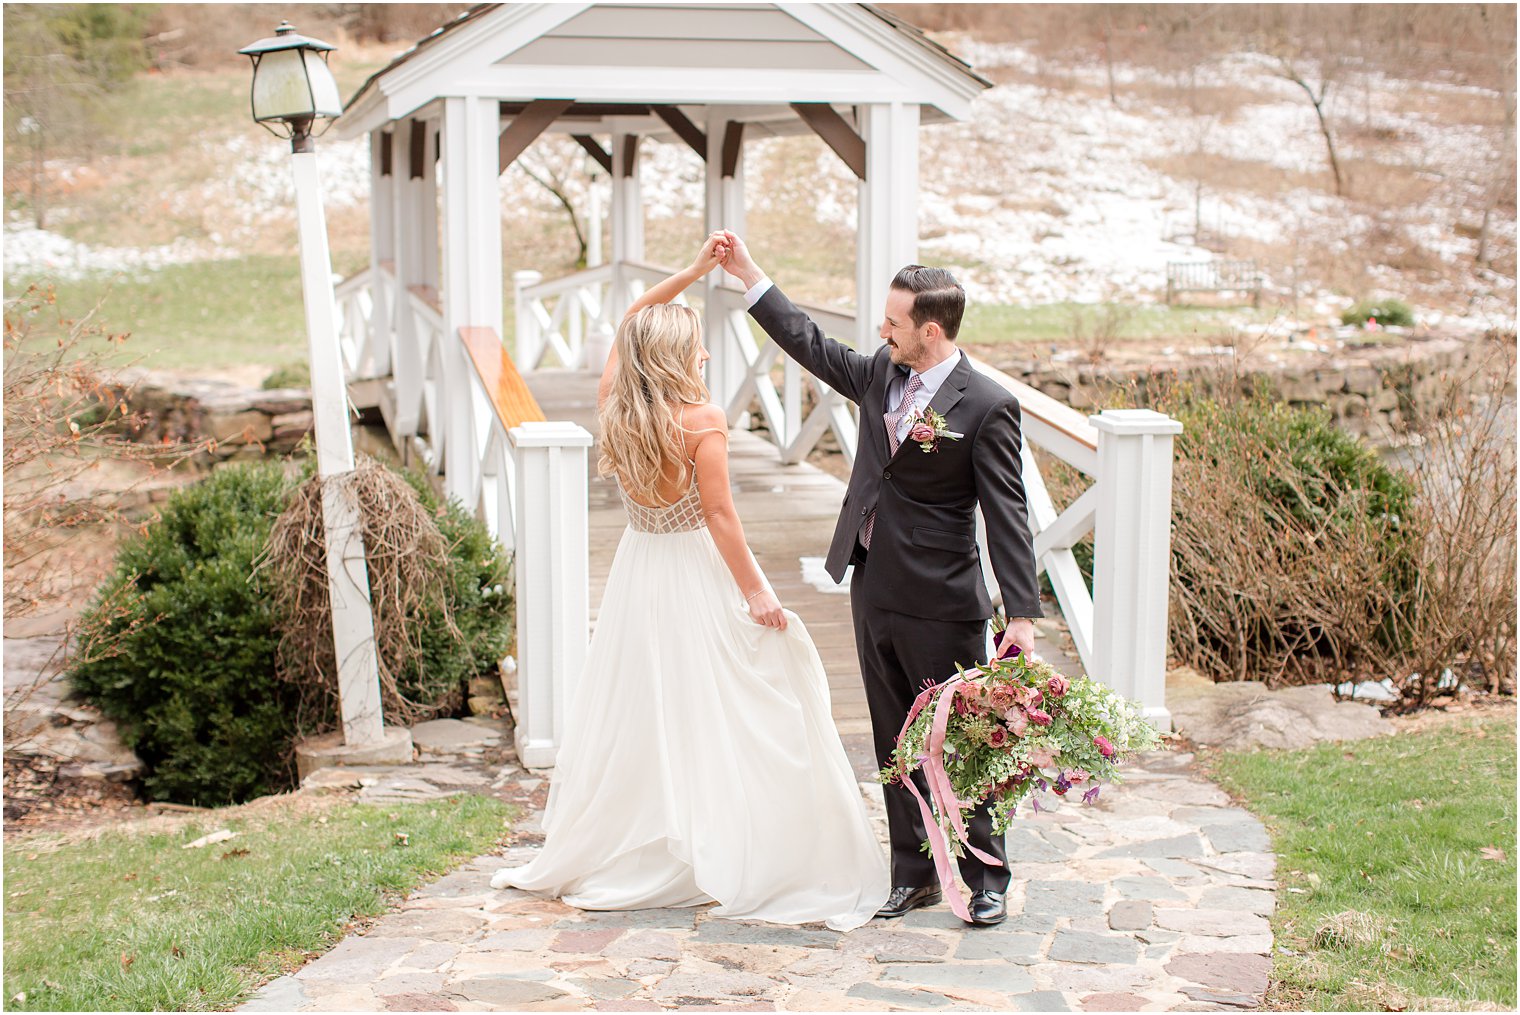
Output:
[885, 351, 970, 464]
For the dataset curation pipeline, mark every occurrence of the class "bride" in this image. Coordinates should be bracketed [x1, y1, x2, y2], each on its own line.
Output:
[491, 235, 889, 931]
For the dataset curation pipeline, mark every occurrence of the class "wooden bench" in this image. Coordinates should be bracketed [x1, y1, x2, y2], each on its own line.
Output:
[1165, 260, 1263, 307]
[459, 326, 547, 430]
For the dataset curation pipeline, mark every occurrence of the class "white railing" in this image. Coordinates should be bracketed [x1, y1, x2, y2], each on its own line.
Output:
[336, 267, 595, 765]
[513, 259, 1180, 727]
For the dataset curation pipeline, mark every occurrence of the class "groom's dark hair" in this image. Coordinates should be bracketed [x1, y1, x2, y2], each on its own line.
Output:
[891, 265, 965, 341]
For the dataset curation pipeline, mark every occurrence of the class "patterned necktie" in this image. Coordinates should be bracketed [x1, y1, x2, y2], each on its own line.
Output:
[861, 372, 923, 550]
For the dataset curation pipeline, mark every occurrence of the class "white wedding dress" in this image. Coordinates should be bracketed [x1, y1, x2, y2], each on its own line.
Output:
[491, 478, 889, 931]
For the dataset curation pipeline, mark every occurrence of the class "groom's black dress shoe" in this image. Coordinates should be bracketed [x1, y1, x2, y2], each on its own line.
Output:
[876, 885, 942, 919]
[967, 890, 1007, 926]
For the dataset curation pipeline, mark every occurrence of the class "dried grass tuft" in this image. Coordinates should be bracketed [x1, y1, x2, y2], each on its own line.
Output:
[258, 456, 463, 731]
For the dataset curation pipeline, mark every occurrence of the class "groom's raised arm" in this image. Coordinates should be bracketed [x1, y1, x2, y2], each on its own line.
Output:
[721, 232, 873, 405]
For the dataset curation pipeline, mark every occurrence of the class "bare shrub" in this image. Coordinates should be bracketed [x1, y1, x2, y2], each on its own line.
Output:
[3, 286, 206, 749]
[1376, 345, 1517, 701]
[1065, 302, 1134, 363]
[258, 457, 476, 731]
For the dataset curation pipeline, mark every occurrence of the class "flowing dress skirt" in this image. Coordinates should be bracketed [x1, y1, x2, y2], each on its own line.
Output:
[491, 525, 889, 931]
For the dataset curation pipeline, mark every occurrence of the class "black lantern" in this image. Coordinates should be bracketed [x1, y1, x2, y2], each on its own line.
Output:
[238, 21, 342, 152]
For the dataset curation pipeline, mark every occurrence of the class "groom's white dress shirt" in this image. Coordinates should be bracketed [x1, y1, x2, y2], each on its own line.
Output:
[742, 277, 963, 445]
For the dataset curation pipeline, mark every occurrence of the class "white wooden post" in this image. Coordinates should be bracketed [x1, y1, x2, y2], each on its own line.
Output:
[1090, 409, 1183, 731]
[514, 269, 544, 368]
[704, 112, 747, 411]
[391, 117, 433, 438]
[856, 102, 920, 353]
[291, 148, 385, 747]
[509, 421, 595, 769]
[440, 95, 504, 504]
[610, 132, 645, 266]
[367, 129, 394, 378]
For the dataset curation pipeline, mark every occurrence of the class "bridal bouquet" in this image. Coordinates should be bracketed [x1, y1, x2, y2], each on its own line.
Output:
[882, 634, 1159, 916]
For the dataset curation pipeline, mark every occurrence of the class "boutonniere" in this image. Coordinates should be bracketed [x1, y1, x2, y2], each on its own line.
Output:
[906, 408, 963, 453]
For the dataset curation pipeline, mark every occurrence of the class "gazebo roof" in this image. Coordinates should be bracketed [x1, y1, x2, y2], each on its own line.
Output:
[337, 2, 991, 140]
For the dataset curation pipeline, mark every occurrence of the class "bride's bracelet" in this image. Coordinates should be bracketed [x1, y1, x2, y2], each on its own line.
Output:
[744, 587, 767, 603]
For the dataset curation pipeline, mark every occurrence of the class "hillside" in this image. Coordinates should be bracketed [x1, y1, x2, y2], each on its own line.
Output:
[3, 15, 1514, 378]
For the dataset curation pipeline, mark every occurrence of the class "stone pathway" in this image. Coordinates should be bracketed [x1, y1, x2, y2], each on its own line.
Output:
[242, 742, 1276, 1012]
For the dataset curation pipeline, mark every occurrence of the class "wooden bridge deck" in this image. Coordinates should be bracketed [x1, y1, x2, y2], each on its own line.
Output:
[524, 369, 1082, 779]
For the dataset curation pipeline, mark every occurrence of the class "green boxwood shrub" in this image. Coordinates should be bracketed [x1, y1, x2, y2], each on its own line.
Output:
[70, 462, 297, 805]
[1341, 298, 1415, 328]
[70, 460, 514, 806]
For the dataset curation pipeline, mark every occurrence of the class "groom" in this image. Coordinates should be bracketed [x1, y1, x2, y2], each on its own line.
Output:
[719, 233, 1040, 926]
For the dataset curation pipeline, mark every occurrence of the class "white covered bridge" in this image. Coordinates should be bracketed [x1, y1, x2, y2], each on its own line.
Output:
[329, 2, 1181, 767]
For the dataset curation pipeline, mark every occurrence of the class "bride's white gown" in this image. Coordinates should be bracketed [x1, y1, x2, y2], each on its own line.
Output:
[491, 480, 889, 931]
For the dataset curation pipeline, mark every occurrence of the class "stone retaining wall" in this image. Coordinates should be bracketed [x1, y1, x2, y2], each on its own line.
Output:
[987, 335, 1511, 444]
[107, 370, 315, 461]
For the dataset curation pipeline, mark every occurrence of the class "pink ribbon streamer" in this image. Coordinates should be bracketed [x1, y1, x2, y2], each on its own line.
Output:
[896, 674, 1004, 922]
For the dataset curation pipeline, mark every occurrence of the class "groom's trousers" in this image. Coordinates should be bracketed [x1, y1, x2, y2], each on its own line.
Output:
[851, 553, 1012, 893]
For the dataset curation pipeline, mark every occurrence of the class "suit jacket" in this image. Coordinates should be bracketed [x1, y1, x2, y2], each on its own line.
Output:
[750, 285, 1042, 623]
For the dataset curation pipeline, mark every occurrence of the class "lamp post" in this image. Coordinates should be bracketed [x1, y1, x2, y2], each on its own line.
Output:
[240, 22, 387, 749]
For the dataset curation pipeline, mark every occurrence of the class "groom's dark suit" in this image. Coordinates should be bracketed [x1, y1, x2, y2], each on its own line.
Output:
[750, 285, 1041, 892]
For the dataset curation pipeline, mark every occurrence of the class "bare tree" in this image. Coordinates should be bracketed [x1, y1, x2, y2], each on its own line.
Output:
[1271, 49, 1348, 197]
[513, 139, 594, 270]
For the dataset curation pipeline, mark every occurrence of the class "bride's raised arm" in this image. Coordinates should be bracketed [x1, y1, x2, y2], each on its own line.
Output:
[597, 232, 729, 405]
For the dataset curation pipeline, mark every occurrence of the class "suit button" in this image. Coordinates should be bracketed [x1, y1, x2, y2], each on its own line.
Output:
[882, 470, 892, 480]
[860, 506, 868, 515]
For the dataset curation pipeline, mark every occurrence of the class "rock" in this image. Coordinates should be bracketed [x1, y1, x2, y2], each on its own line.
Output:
[1048, 931, 1140, 965]
[952, 932, 1043, 963]
[1114, 876, 1186, 901]
[410, 718, 500, 752]
[1155, 910, 1271, 938]
[467, 695, 501, 716]
[208, 411, 273, 444]
[446, 977, 567, 1007]
[881, 962, 1033, 991]
[1010, 991, 1071, 1012]
[1025, 880, 1105, 917]
[270, 410, 314, 442]
[1164, 951, 1271, 994]
[1197, 887, 1275, 915]
[847, 982, 953, 1008]
[1108, 901, 1153, 931]
[1092, 834, 1205, 859]
[1202, 821, 1272, 853]
[1169, 680, 1389, 751]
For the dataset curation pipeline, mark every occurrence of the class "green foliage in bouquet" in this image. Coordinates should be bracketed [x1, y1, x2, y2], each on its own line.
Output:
[883, 646, 1160, 842]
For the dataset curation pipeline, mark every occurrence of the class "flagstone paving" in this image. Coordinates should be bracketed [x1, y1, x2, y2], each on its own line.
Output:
[240, 372, 1277, 1011]
[241, 745, 1276, 1013]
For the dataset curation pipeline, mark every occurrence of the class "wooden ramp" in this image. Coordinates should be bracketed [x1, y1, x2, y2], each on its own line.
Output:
[524, 369, 1081, 779]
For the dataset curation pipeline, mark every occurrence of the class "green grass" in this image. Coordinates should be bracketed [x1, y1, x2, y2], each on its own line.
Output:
[961, 300, 1272, 345]
[2, 794, 512, 1012]
[1211, 716, 1517, 1011]
[5, 256, 311, 374]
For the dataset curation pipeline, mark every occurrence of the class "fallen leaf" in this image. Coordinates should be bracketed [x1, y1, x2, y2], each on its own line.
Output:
[1480, 846, 1507, 862]
[171, 946, 184, 959]
[220, 848, 250, 860]
[122, 872, 138, 881]
[120, 952, 135, 971]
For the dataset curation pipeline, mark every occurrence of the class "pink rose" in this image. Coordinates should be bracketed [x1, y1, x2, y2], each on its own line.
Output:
[1027, 687, 1044, 707]
[1026, 707, 1053, 726]
[1046, 674, 1070, 698]
[1094, 735, 1116, 758]
[1027, 745, 1059, 768]
[909, 421, 935, 443]
[1003, 709, 1029, 737]
[1067, 768, 1090, 784]
[988, 686, 1017, 712]
[988, 726, 1009, 748]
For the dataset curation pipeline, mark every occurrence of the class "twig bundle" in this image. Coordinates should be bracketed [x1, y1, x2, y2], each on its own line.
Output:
[258, 456, 464, 731]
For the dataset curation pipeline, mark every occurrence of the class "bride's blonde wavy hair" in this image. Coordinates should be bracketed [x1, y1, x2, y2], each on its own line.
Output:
[598, 303, 711, 504]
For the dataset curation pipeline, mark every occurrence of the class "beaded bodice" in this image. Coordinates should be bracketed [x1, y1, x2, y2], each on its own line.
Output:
[621, 479, 707, 534]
